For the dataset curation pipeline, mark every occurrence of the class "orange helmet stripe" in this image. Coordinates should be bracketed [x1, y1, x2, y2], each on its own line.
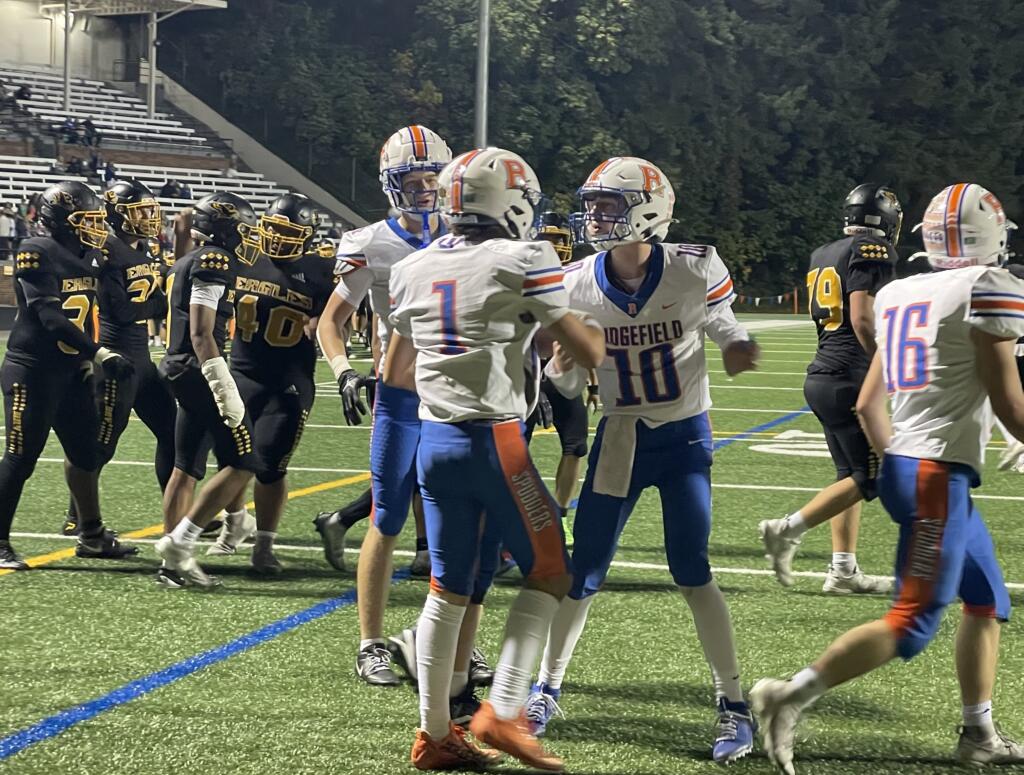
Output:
[450, 149, 484, 212]
[944, 183, 969, 258]
[408, 125, 428, 160]
[585, 158, 617, 187]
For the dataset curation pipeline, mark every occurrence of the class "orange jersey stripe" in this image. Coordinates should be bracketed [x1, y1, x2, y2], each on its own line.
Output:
[706, 278, 734, 302]
[523, 274, 564, 289]
[971, 299, 1024, 312]
[492, 421, 566, 581]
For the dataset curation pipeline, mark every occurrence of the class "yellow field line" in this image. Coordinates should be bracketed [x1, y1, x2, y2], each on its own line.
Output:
[0, 473, 370, 578]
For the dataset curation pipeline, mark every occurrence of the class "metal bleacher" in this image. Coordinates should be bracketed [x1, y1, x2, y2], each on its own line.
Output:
[0, 155, 289, 218]
[1, 67, 207, 147]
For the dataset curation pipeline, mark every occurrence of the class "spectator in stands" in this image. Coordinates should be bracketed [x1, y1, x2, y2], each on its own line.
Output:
[224, 153, 240, 178]
[0, 80, 14, 112]
[83, 118, 102, 147]
[104, 162, 118, 188]
[66, 157, 84, 176]
[178, 181, 193, 199]
[13, 84, 31, 102]
[50, 159, 66, 174]
[62, 117, 80, 144]
[90, 153, 104, 175]
[0, 207, 14, 261]
[159, 180, 179, 198]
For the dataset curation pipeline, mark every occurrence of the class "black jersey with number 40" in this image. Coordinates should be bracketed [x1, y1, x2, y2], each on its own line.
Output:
[163, 246, 237, 368]
[230, 251, 336, 385]
[9, 237, 101, 368]
[806, 234, 896, 376]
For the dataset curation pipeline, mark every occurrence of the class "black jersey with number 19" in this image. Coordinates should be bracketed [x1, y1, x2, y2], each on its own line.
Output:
[806, 234, 896, 376]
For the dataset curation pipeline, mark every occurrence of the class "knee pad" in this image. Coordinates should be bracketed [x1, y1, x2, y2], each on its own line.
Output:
[255, 467, 287, 485]
[564, 442, 588, 459]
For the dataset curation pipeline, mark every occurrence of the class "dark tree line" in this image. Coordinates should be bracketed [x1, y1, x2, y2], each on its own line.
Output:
[164, 0, 1024, 293]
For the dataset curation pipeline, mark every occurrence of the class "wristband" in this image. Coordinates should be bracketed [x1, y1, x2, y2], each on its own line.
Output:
[329, 354, 350, 380]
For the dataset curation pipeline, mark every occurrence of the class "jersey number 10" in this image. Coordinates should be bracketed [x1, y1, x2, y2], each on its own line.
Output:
[607, 344, 682, 406]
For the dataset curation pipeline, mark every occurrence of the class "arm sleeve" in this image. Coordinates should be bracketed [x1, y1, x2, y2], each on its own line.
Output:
[706, 303, 751, 350]
[332, 265, 374, 306]
[190, 278, 226, 311]
[968, 268, 1024, 340]
[332, 229, 375, 305]
[520, 241, 571, 328]
[847, 238, 896, 294]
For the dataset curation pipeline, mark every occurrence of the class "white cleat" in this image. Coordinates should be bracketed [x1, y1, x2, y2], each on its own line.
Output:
[750, 678, 801, 775]
[387, 627, 418, 684]
[998, 438, 1024, 471]
[956, 724, 1024, 765]
[251, 544, 283, 575]
[206, 511, 257, 556]
[821, 565, 893, 596]
[155, 536, 222, 589]
[759, 519, 801, 587]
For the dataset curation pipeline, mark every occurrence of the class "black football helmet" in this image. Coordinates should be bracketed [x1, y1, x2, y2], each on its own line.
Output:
[259, 193, 318, 259]
[537, 211, 573, 264]
[39, 181, 108, 249]
[191, 192, 258, 262]
[843, 184, 903, 244]
[104, 178, 161, 239]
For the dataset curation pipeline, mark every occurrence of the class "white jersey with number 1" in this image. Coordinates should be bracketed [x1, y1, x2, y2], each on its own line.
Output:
[875, 265, 1024, 474]
[389, 235, 570, 423]
[562, 242, 749, 425]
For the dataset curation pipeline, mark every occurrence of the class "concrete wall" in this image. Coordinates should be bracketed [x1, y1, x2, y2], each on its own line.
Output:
[0, 0, 128, 82]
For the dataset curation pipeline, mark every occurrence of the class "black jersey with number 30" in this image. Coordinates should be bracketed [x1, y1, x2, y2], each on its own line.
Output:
[806, 234, 896, 376]
[230, 251, 336, 385]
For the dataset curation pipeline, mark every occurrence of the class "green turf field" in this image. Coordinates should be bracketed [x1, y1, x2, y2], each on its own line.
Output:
[2, 315, 1024, 774]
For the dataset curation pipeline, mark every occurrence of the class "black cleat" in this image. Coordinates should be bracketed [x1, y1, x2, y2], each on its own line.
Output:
[355, 644, 402, 687]
[0, 541, 29, 570]
[75, 527, 139, 559]
[200, 519, 223, 538]
[450, 684, 483, 728]
[469, 647, 494, 687]
[60, 514, 80, 536]
[155, 565, 187, 589]
[313, 510, 348, 572]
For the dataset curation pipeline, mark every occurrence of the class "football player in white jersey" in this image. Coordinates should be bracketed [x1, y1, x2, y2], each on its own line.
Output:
[752, 184, 1024, 774]
[387, 148, 604, 771]
[523, 156, 760, 763]
[316, 125, 459, 686]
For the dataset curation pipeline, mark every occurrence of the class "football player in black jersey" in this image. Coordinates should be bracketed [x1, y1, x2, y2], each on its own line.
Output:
[60, 179, 176, 536]
[206, 193, 337, 573]
[154, 192, 260, 588]
[760, 184, 902, 594]
[0, 182, 137, 569]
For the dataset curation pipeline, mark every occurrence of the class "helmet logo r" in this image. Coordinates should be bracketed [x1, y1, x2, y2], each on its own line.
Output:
[640, 165, 663, 193]
[502, 159, 528, 189]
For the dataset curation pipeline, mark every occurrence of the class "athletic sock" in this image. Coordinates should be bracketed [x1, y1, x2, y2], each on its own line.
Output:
[682, 582, 744, 703]
[170, 517, 203, 548]
[339, 488, 373, 529]
[490, 589, 560, 720]
[450, 670, 469, 698]
[963, 701, 995, 735]
[255, 530, 276, 550]
[359, 638, 386, 651]
[417, 595, 466, 739]
[415, 536, 429, 553]
[537, 595, 595, 690]
[787, 666, 826, 708]
[832, 552, 857, 575]
[781, 511, 808, 538]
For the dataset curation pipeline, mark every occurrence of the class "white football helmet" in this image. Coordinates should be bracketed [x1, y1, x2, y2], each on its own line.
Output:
[911, 183, 1015, 270]
[437, 147, 544, 240]
[572, 156, 676, 249]
[379, 125, 453, 214]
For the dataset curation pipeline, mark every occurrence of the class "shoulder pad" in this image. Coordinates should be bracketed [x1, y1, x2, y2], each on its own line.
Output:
[851, 237, 893, 263]
[14, 247, 44, 273]
[197, 249, 232, 272]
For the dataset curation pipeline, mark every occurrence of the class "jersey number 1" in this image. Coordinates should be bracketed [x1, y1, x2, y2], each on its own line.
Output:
[806, 267, 843, 331]
[432, 280, 467, 354]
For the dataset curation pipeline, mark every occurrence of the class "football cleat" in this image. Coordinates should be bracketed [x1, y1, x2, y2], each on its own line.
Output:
[356, 643, 402, 687]
[470, 648, 494, 687]
[155, 536, 222, 589]
[713, 697, 757, 764]
[312, 510, 349, 572]
[525, 684, 564, 738]
[0, 542, 29, 571]
[200, 518, 223, 538]
[450, 684, 483, 728]
[155, 564, 187, 589]
[411, 723, 502, 771]
[821, 565, 893, 595]
[387, 627, 418, 684]
[60, 513, 79, 536]
[75, 527, 139, 559]
[998, 438, 1024, 472]
[956, 724, 1024, 765]
[495, 551, 517, 578]
[759, 519, 801, 588]
[250, 543, 283, 575]
[410, 549, 432, 578]
[470, 701, 564, 772]
[206, 511, 256, 555]
[750, 679, 801, 775]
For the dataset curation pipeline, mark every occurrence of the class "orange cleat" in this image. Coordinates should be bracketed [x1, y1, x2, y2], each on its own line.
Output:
[469, 700, 565, 772]
[410, 723, 502, 771]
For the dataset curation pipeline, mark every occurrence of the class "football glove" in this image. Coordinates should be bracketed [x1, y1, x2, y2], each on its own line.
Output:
[338, 368, 371, 426]
[94, 347, 134, 381]
[536, 390, 554, 429]
[200, 356, 245, 428]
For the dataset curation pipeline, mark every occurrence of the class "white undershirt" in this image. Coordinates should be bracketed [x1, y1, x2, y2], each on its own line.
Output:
[190, 278, 225, 310]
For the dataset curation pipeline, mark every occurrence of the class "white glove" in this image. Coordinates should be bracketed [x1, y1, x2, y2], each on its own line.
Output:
[200, 356, 245, 428]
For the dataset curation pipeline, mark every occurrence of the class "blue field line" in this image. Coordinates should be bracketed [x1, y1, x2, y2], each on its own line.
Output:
[712, 405, 810, 451]
[0, 570, 411, 761]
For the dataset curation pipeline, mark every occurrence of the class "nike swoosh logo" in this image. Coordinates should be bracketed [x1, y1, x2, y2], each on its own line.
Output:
[662, 302, 677, 310]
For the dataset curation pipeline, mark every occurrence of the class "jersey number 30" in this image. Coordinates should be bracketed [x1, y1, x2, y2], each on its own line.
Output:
[806, 267, 843, 331]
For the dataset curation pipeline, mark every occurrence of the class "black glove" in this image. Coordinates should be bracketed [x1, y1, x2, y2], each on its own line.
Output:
[338, 368, 370, 426]
[537, 390, 554, 429]
[95, 347, 134, 381]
